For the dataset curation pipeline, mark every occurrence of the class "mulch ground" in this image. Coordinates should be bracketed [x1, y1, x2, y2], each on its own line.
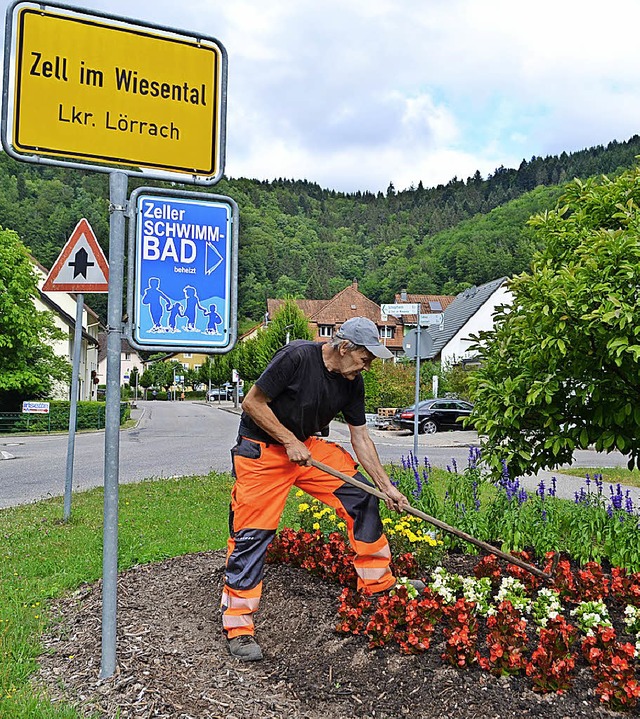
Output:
[35, 550, 631, 719]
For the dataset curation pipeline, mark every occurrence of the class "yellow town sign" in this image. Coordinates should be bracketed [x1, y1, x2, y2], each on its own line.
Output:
[9, 4, 225, 177]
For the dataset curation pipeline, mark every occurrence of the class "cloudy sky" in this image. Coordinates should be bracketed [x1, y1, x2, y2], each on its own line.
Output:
[2, 0, 640, 193]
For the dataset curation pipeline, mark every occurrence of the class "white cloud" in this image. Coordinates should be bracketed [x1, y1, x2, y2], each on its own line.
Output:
[2, 0, 639, 192]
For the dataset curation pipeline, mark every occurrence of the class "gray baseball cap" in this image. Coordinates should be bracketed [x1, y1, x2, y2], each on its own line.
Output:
[335, 317, 393, 359]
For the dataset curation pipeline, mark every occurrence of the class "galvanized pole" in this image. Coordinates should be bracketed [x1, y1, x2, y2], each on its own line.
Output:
[100, 171, 128, 679]
[63, 292, 84, 521]
[413, 308, 421, 461]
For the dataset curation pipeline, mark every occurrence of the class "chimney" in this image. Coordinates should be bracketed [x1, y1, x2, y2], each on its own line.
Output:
[352, 278, 358, 290]
[400, 289, 407, 301]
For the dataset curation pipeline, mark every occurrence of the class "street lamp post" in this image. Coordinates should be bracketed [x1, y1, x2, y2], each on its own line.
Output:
[284, 324, 294, 345]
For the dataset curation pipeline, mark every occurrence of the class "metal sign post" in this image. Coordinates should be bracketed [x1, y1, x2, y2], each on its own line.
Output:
[382, 304, 422, 457]
[3, 1, 230, 681]
[63, 292, 83, 522]
[413, 321, 421, 460]
[42, 217, 109, 521]
[100, 171, 128, 678]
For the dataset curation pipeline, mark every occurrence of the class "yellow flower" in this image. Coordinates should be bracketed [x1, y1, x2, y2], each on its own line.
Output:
[298, 503, 310, 512]
[382, 518, 392, 525]
[313, 512, 322, 519]
[295, 490, 304, 497]
[312, 522, 320, 530]
[337, 522, 346, 530]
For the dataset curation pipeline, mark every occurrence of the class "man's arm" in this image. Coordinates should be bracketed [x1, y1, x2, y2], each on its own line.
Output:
[348, 423, 411, 512]
[241, 384, 310, 464]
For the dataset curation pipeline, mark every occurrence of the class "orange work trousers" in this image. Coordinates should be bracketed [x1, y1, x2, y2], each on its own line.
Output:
[221, 435, 395, 638]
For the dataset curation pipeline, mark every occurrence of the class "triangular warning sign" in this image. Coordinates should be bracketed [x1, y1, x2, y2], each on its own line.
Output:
[42, 219, 109, 293]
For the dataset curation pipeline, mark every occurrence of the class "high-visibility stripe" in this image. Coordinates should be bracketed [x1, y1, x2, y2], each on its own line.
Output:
[357, 565, 391, 581]
[223, 614, 254, 629]
[221, 589, 260, 612]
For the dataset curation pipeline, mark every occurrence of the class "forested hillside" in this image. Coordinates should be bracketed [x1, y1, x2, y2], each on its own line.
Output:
[1, 134, 639, 325]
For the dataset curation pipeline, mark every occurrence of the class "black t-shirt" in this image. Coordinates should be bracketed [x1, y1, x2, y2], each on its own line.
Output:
[238, 340, 366, 443]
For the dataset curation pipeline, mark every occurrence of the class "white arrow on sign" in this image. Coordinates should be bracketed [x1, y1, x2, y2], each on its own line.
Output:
[380, 303, 419, 320]
[205, 240, 223, 275]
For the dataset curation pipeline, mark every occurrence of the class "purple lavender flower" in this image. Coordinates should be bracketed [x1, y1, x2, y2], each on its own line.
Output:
[595, 474, 603, 495]
[610, 484, 623, 511]
[422, 468, 429, 486]
[473, 479, 481, 511]
[625, 490, 634, 514]
[541, 509, 548, 522]
[451, 457, 458, 474]
[413, 466, 423, 499]
[550, 476, 557, 497]
[537, 479, 546, 499]
[517, 488, 528, 505]
[401, 455, 409, 470]
[467, 446, 482, 469]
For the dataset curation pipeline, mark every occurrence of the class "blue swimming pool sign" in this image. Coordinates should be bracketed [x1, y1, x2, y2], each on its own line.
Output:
[128, 188, 238, 352]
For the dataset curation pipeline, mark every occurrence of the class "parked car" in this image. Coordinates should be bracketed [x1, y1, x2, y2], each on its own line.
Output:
[392, 398, 473, 434]
[206, 384, 244, 402]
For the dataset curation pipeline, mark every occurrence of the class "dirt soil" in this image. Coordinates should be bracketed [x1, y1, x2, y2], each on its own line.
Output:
[36, 550, 631, 719]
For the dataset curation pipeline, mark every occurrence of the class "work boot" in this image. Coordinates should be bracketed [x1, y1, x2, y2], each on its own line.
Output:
[406, 578, 426, 594]
[385, 577, 426, 598]
[227, 634, 263, 662]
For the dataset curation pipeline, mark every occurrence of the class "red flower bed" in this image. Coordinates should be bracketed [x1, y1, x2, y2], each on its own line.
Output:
[267, 529, 640, 713]
[525, 616, 578, 693]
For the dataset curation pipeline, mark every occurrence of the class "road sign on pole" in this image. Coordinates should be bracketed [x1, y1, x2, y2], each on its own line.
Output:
[127, 187, 238, 353]
[42, 218, 109, 292]
[2, 2, 227, 183]
[380, 303, 419, 320]
[402, 328, 433, 360]
[419, 313, 444, 328]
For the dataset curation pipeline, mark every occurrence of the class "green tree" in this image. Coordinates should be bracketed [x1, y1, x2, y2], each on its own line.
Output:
[147, 358, 183, 392]
[228, 300, 313, 382]
[469, 169, 640, 476]
[0, 228, 70, 410]
[139, 369, 153, 399]
[199, 355, 231, 389]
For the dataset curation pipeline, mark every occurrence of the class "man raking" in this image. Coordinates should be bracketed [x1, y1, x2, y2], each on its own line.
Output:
[221, 317, 422, 661]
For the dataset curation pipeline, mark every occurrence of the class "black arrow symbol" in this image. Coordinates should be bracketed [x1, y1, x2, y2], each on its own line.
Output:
[68, 247, 94, 279]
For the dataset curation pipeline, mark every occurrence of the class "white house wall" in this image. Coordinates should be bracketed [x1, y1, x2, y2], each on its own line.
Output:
[440, 285, 512, 366]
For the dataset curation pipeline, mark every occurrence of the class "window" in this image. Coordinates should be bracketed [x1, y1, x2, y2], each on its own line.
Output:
[124, 352, 130, 360]
[379, 326, 394, 339]
[194, 364, 201, 371]
[318, 325, 333, 337]
[428, 300, 442, 311]
[183, 353, 192, 358]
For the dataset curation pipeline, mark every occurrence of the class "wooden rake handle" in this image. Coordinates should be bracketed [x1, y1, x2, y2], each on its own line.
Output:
[308, 458, 554, 583]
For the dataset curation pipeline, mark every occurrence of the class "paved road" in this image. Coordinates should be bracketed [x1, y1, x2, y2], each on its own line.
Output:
[0, 400, 238, 508]
[1, 400, 637, 508]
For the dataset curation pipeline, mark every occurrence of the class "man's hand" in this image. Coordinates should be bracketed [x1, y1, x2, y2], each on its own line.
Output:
[381, 483, 411, 513]
[283, 437, 311, 465]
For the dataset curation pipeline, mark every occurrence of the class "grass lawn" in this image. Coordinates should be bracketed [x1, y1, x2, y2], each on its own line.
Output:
[0, 471, 300, 719]
[557, 466, 640, 488]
